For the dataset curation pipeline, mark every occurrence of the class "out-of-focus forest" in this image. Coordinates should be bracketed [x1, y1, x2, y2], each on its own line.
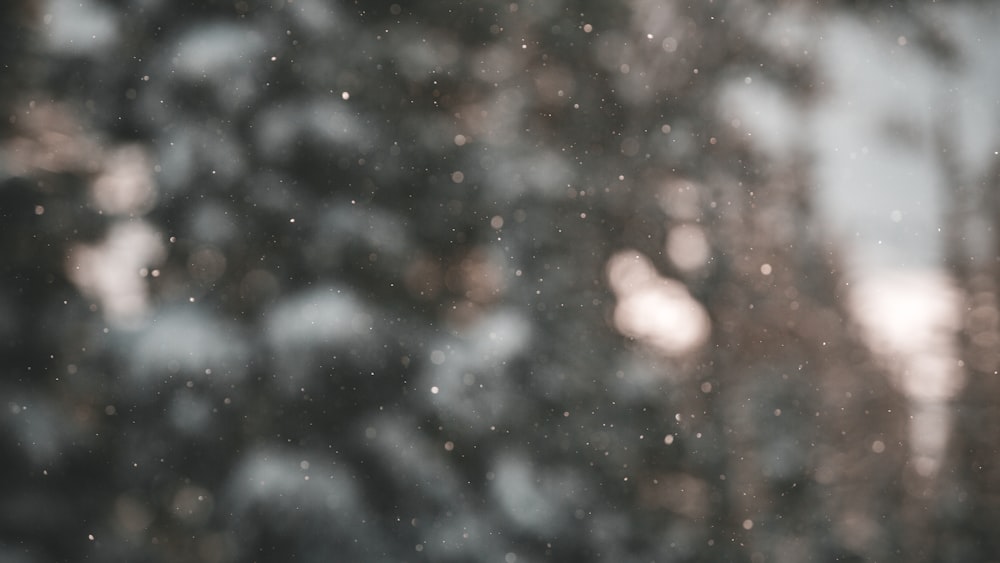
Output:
[1, 0, 998, 561]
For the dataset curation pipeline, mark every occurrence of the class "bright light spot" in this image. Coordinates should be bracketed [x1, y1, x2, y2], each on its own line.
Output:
[664, 434, 674, 445]
[871, 440, 885, 453]
[444, 441, 454, 451]
[849, 272, 963, 476]
[849, 272, 962, 401]
[451, 171, 465, 183]
[454, 134, 467, 146]
[666, 224, 710, 272]
[90, 145, 157, 216]
[430, 386, 439, 395]
[341, 91, 350, 100]
[607, 250, 710, 356]
[65, 221, 166, 327]
[583, 23, 593, 33]
[742, 519, 753, 530]
[490, 215, 504, 229]
[760, 263, 772, 275]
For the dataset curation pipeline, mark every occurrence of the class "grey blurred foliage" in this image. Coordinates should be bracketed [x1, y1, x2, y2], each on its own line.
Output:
[0, 1, 996, 562]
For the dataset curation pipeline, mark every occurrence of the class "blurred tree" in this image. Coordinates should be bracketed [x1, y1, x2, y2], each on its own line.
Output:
[0, 1, 917, 562]
[936, 98, 1000, 563]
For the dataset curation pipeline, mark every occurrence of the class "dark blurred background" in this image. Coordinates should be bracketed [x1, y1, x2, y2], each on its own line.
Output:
[2, 1, 999, 561]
